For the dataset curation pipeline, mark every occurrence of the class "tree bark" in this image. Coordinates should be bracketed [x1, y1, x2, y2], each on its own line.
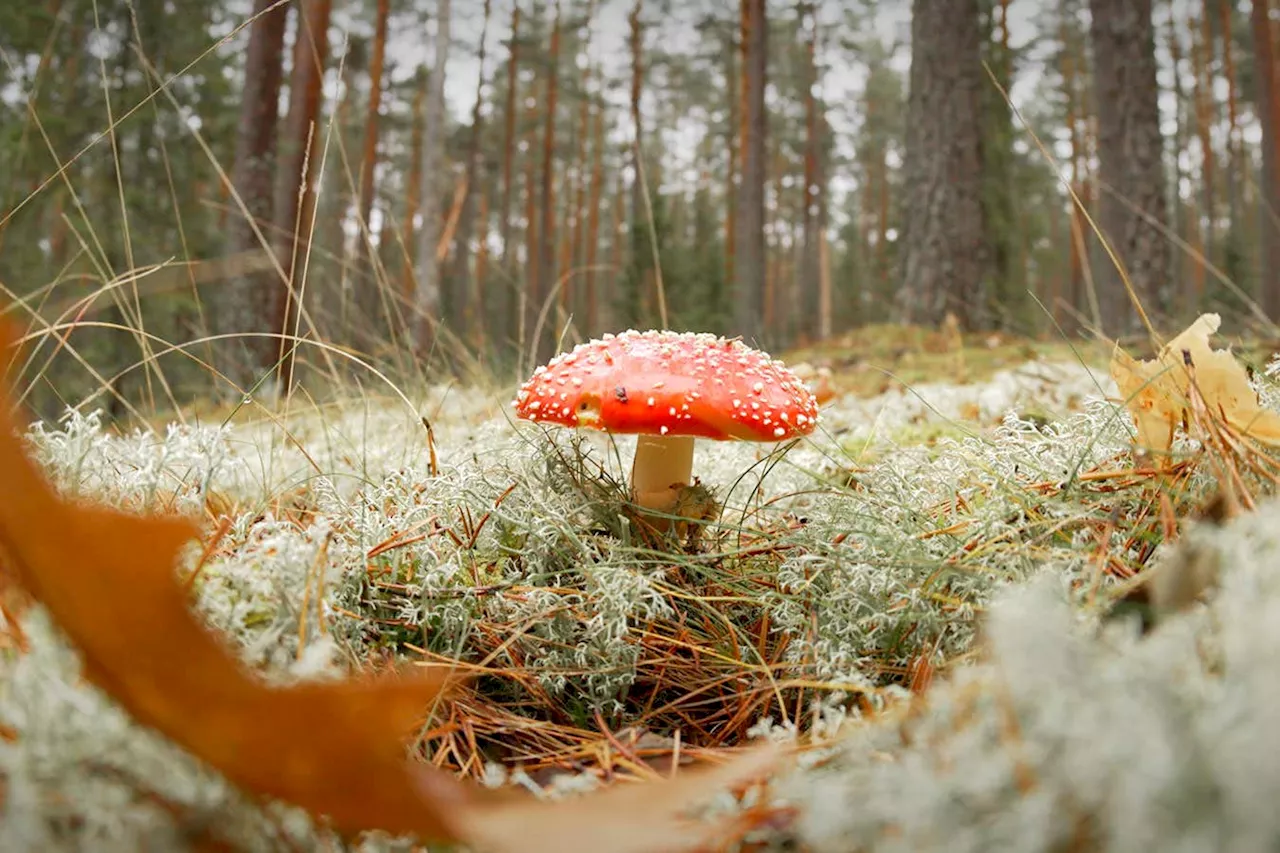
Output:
[898, 0, 987, 329]
[1089, 0, 1170, 336]
[449, 0, 493, 349]
[584, 92, 604, 339]
[799, 1, 821, 344]
[1252, 0, 1280, 319]
[272, 0, 333, 388]
[735, 0, 767, 343]
[414, 0, 451, 354]
[495, 3, 521, 355]
[354, 0, 390, 340]
[534, 0, 562, 362]
[219, 0, 288, 389]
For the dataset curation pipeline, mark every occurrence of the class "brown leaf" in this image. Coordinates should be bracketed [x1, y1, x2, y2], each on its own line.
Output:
[0, 323, 463, 841]
[1110, 313, 1280, 453]
[415, 743, 784, 853]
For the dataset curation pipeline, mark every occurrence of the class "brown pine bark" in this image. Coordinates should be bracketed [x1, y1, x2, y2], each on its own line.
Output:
[414, 0, 451, 353]
[1252, 0, 1280, 318]
[735, 0, 767, 342]
[357, 0, 389, 255]
[218, 0, 289, 388]
[272, 0, 332, 387]
[532, 0, 563, 362]
[1088, 0, 1170, 335]
[354, 0, 390, 337]
[1191, 9, 1216, 271]
[566, 0, 597, 323]
[725, 20, 739, 295]
[499, 5, 521, 270]
[449, 0, 493, 347]
[521, 61, 540, 355]
[402, 70, 425, 299]
[584, 95, 605, 338]
[1219, 0, 1241, 235]
[628, 0, 647, 323]
[495, 3, 521, 353]
[799, 1, 821, 343]
[1165, 8, 1192, 315]
[1060, 15, 1086, 329]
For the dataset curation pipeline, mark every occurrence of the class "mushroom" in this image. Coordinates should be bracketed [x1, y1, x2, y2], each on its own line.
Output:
[513, 330, 820, 518]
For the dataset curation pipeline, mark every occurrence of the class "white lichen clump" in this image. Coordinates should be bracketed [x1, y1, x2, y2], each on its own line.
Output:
[1, 355, 1275, 850]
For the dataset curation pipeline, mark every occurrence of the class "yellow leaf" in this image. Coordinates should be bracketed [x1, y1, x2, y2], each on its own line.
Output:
[1110, 313, 1280, 453]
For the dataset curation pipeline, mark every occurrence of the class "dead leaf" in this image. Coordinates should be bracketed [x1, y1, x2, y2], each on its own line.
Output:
[0, 318, 787, 851]
[1110, 313, 1280, 453]
[414, 743, 783, 853]
[0, 326, 466, 840]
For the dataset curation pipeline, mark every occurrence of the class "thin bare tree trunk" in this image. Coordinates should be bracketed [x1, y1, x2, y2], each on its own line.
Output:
[566, 0, 597, 324]
[402, 69, 425, 299]
[799, 1, 821, 343]
[354, 0, 390, 339]
[449, 0, 493, 349]
[495, 3, 521, 354]
[735, 0, 767, 343]
[1191, 8, 1216, 276]
[219, 0, 289, 388]
[272, 0, 332, 389]
[584, 91, 604, 338]
[531, 0, 562, 362]
[414, 0, 451, 354]
[1253, 0, 1280, 318]
[1165, 5, 1190, 314]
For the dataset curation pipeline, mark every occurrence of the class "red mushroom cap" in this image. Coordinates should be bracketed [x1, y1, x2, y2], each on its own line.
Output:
[513, 330, 820, 441]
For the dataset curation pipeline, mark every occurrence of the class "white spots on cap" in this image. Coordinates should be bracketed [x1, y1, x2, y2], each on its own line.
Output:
[511, 329, 820, 440]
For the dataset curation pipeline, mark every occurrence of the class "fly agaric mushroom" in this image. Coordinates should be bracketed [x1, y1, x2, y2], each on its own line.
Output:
[513, 330, 820, 517]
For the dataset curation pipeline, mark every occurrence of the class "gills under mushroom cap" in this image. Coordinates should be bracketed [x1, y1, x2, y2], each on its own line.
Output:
[513, 330, 820, 441]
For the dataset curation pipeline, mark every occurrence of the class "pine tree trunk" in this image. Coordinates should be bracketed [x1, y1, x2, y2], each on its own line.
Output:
[566, 0, 596, 326]
[724, 20, 739, 299]
[628, 0, 648, 324]
[402, 70, 425, 299]
[1165, 8, 1190, 316]
[1219, 0, 1242, 253]
[532, 0, 562, 362]
[354, 0, 390, 341]
[272, 0, 333, 388]
[735, 0, 767, 343]
[799, 2, 821, 344]
[1089, 0, 1170, 335]
[584, 97, 604, 339]
[495, 3, 521, 355]
[414, 0, 451, 354]
[219, 0, 289, 389]
[1191, 8, 1216, 275]
[449, 0, 492, 350]
[898, 0, 987, 329]
[1253, 0, 1280, 319]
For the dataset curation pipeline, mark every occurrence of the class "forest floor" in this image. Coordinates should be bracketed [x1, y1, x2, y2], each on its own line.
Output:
[5, 321, 1280, 850]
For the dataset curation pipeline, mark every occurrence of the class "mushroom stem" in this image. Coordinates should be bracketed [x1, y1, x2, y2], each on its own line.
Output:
[629, 433, 696, 513]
